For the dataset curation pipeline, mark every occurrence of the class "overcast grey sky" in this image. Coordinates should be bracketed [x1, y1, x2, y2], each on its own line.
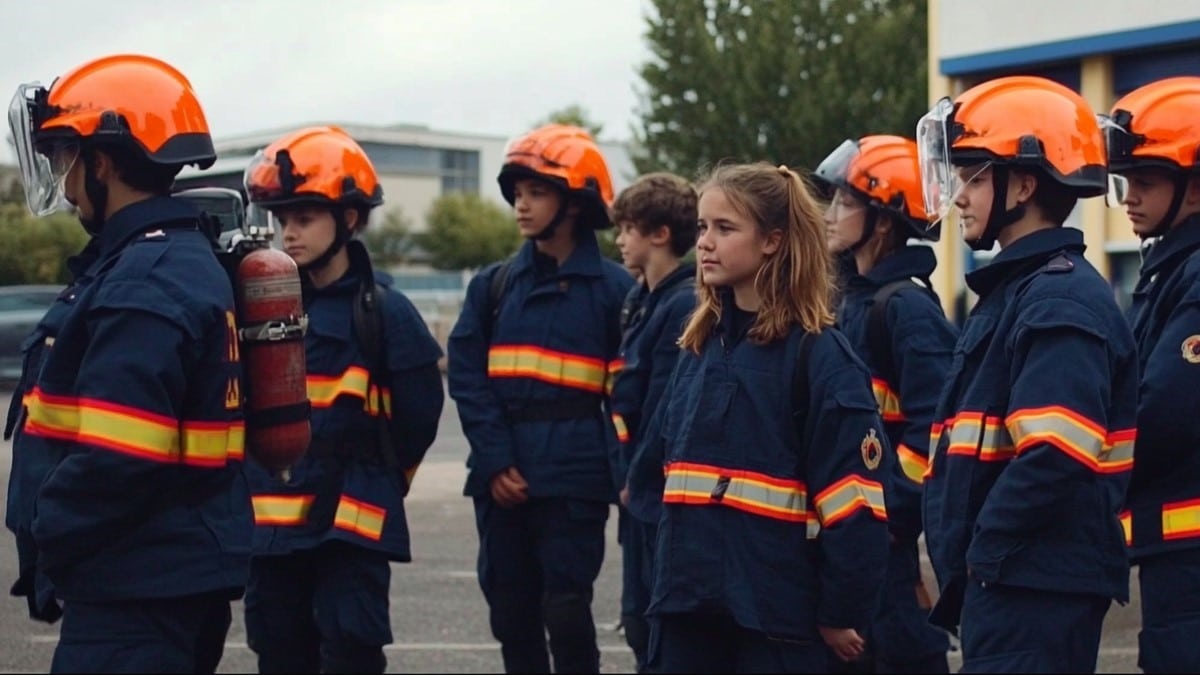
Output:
[0, 0, 650, 163]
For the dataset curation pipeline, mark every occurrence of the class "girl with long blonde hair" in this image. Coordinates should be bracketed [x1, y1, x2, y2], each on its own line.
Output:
[628, 162, 891, 672]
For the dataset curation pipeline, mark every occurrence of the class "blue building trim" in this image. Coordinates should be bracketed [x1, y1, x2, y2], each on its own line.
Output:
[940, 19, 1200, 75]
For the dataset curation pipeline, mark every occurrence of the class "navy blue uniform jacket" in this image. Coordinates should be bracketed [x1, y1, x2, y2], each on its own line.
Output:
[923, 227, 1138, 631]
[246, 256, 444, 562]
[635, 303, 890, 639]
[1123, 217, 1200, 560]
[836, 246, 958, 539]
[447, 233, 634, 502]
[5, 197, 249, 605]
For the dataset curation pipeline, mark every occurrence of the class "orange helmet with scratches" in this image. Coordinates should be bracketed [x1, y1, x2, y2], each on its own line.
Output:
[31, 54, 215, 168]
[1106, 76, 1200, 173]
[815, 135, 934, 239]
[947, 76, 1107, 196]
[244, 125, 383, 210]
[498, 124, 614, 228]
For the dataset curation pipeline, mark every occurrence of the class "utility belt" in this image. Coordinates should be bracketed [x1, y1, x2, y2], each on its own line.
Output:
[504, 394, 602, 425]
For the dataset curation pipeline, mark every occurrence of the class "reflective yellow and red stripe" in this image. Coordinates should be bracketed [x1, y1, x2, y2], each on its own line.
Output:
[662, 461, 815, 532]
[813, 475, 887, 528]
[308, 366, 391, 417]
[1119, 510, 1132, 546]
[252, 494, 315, 526]
[487, 345, 608, 394]
[22, 387, 244, 466]
[941, 411, 1015, 462]
[1006, 406, 1134, 474]
[606, 358, 624, 396]
[251, 493, 389, 541]
[896, 444, 927, 484]
[924, 421, 944, 479]
[1162, 498, 1200, 542]
[334, 495, 386, 541]
[612, 413, 629, 443]
[1119, 501, 1200, 547]
[871, 378, 904, 422]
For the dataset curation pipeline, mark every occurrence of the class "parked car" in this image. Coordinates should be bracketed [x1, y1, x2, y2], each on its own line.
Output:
[0, 285, 62, 384]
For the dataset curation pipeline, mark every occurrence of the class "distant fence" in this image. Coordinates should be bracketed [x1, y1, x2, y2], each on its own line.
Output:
[389, 270, 472, 371]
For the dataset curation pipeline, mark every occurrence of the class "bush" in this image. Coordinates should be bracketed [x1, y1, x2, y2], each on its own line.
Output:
[0, 204, 89, 285]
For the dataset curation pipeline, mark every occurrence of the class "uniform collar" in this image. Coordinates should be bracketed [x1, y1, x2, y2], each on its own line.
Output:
[512, 229, 606, 278]
[95, 195, 201, 258]
[966, 227, 1085, 297]
[1140, 216, 1200, 278]
[649, 262, 696, 298]
[861, 245, 937, 286]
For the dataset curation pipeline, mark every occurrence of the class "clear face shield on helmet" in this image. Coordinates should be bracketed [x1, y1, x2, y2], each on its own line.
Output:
[1097, 114, 1132, 208]
[8, 83, 79, 216]
[814, 139, 859, 191]
[915, 97, 960, 228]
[240, 150, 286, 246]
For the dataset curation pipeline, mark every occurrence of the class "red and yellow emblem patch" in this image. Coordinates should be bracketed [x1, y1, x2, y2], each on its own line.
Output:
[1183, 335, 1200, 364]
[861, 428, 883, 470]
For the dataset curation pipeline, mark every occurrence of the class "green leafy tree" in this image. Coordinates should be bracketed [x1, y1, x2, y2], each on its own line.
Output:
[0, 202, 89, 285]
[535, 104, 605, 139]
[362, 207, 414, 268]
[632, 0, 928, 175]
[415, 193, 521, 270]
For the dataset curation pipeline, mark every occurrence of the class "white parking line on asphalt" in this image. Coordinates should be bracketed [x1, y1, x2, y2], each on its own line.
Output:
[23, 634, 1142, 657]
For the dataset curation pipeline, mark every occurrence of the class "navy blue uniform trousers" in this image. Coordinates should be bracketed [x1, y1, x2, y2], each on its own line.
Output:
[959, 580, 1109, 672]
[474, 495, 609, 673]
[244, 540, 392, 673]
[52, 591, 231, 673]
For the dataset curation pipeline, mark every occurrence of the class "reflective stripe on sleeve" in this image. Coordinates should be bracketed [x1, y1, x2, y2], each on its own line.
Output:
[813, 475, 887, 527]
[23, 388, 244, 467]
[1006, 406, 1134, 474]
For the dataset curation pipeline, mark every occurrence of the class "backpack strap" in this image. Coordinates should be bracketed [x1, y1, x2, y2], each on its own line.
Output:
[867, 278, 930, 386]
[348, 241, 397, 470]
[791, 330, 818, 478]
[483, 255, 516, 343]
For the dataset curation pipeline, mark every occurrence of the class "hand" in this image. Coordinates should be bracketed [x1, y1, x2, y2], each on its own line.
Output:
[818, 626, 865, 663]
[489, 467, 529, 508]
[619, 484, 630, 508]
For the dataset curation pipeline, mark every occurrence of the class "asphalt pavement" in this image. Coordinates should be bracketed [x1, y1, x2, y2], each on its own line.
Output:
[0, 386, 1144, 673]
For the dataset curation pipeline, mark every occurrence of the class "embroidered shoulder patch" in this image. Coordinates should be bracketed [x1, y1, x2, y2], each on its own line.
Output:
[861, 428, 883, 470]
[1182, 335, 1200, 364]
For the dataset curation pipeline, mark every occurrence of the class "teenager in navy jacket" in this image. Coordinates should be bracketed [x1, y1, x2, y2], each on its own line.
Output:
[609, 172, 697, 672]
[918, 76, 1138, 672]
[447, 124, 633, 673]
[632, 162, 890, 673]
[816, 135, 956, 673]
[1104, 76, 1200, 673]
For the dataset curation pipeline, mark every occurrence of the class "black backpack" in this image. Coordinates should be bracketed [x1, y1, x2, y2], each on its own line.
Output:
[866, 277, 937, 386]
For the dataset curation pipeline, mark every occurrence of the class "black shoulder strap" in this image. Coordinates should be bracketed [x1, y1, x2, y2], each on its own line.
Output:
[868, 278, 927, 385]
[349, 241, 397, 469]
[791, 330, 818, 477]
[483, 255, 516, 343]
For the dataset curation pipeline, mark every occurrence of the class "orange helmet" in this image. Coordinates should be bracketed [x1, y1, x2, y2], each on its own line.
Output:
[497, 124, 614, 228]
[9, 54, 215, 215]
[917, 76, 1106, 222]
[1105, 76, 1200, 173]
[815, 135, 935, 240]
[243, 125, 383, 210]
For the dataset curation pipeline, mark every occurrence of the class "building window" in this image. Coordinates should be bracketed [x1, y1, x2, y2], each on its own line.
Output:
[1114, 44, 1200, 98]
[441, 150, 480, 194]
[964, 61, 1082, 92]
[360, 142, 439, 174]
